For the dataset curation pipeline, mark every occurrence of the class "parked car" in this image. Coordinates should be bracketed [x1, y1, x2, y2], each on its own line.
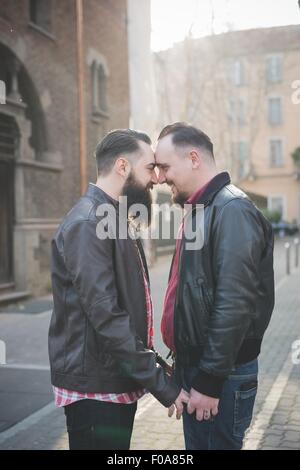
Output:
[271, 220, 299, 237]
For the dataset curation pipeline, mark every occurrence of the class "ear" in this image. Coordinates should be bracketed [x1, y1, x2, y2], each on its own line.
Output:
[189, 150, 201, 169]
[115, 157, 130, 177]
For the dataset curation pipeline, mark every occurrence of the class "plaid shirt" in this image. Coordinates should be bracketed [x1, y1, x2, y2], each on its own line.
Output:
[53, 238, 153, 407]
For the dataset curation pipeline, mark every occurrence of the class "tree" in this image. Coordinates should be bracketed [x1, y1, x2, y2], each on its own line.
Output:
[291, 147, 300, 167]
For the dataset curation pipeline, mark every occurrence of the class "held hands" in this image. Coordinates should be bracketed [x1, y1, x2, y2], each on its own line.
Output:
[168, 389, 190, 419]
[168, 388, 219, 421]
[187, 388, 219, 421]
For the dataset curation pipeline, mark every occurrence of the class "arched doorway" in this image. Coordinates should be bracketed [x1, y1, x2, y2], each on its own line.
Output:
[0, 113, 19, 288]
[0, 39, 51, 299]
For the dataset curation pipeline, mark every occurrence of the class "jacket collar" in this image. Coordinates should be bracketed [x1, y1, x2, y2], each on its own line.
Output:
[85, 183, 119, 208]
[194, 171, 231, 207]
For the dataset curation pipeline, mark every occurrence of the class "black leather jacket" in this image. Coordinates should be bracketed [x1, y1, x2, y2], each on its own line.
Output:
[48, 184, 180, 407]
[174, 172, 274, 398]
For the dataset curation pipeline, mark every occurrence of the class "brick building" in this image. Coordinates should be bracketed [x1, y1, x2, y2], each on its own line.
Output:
[0, 0, 129, 300]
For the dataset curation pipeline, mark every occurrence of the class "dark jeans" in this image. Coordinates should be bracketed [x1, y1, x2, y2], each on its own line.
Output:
[64, 399, 137, 450]
[175, 359, 258, 450]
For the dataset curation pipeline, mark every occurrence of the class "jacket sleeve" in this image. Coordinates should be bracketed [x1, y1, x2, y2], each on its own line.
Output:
[63, 218, 180, 407]
[192, 199, 265, 398]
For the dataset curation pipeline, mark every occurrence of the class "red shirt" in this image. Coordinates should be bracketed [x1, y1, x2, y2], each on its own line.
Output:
[161, 181, 211, 352]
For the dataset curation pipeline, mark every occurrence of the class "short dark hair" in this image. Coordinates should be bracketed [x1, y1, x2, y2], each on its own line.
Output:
[95, 129, 151, 175]
[158, 122, 214, 158]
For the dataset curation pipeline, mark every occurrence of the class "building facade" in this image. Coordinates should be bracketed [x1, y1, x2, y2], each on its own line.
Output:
[154, 25, 300, 225]
[0, 0, 129, 300]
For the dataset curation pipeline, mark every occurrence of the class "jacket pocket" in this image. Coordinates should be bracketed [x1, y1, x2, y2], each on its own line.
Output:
[194, 278, 214, 313]
[178, 278, 211, 346]
[233, 381, 258, 439]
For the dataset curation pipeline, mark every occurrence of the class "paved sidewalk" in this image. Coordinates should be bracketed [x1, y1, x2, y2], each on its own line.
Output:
[244, 268, 300, 450]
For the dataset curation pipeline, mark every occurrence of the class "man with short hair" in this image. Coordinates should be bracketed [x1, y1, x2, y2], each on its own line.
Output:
[155, 122, 274, 450]
[48, 129, 188, 450]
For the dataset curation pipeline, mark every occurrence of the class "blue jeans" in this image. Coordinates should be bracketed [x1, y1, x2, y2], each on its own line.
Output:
[175, 359, 258, 450]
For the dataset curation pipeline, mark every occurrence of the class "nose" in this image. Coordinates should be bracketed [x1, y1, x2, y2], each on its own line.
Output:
[151, 171, 158, 186]
[157, 169, 166, 184]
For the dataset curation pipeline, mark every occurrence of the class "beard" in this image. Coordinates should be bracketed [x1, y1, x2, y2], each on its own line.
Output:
[170, 185, 189, 208]
[173, 192, 188, 208]
[122, 170, 153, 227]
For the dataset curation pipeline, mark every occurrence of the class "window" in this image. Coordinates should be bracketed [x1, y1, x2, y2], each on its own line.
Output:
[229, 98, 246, 125]
[268, 196, 285, 219]
[29, 0, 52, 33]
[232, 141, 249, 178]
[269, 139, 283, 167]
[228, 99, 235, 123]
[87, 50, 109, 118]
[237, 142, 248, 178]
[231, 60, 245, 86]
[268, 98, 282, 125]
[238, 99, 246, 125]
[266, 55, 282, 83]
[91, 61, 108, 115]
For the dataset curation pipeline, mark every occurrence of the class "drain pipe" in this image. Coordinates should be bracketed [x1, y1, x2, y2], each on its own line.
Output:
[76, 0, 87, 195]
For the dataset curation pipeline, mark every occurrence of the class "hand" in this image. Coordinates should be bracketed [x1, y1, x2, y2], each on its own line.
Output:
[187, 388, 219, 421]
[168, 389, 190, 420]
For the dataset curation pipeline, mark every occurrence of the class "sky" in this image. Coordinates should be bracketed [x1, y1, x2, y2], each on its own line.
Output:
[151, 0, 300, 51]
